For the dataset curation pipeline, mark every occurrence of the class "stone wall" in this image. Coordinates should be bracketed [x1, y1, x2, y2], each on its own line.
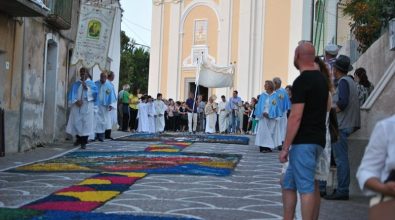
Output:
[0, 1, 81, 154]
[346, 31, 395, 195]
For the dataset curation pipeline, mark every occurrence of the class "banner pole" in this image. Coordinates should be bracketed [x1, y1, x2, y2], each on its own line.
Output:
[191, 56, 201, 133]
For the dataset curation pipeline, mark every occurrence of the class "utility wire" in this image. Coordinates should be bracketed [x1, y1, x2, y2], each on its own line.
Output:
[122, 22, 150, 46]
[123, 17, 152, 32]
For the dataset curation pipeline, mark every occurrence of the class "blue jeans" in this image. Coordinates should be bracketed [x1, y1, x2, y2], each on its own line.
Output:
[228, 110, 239, 133]
[283, 144, 323, 194]
[332, 127, 353, 195]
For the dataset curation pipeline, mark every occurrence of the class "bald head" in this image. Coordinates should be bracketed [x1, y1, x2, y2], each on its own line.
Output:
[294, 41, 316, 71]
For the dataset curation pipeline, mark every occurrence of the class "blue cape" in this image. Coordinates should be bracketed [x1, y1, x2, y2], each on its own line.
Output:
[276, 88, 291, 112]
[95, 80, 117, 106]
[68, 79, 97, 104]
[254, 91, 283, 119]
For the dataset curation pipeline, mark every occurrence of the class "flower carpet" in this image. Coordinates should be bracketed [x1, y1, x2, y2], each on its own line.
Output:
[9, 151, 241, 176]
[2, 139, 242, 219]
[117, 133, 250, 145]
[0, 207, 196, 220]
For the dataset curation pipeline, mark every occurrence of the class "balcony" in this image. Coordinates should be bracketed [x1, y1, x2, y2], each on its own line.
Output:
[45, 0, 72, 30]
[0, 0, 49, 17]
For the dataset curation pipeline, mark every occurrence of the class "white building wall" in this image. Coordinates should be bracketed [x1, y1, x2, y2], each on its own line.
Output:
[166, 3, 182, 100]
[288, 0, 309, 84]
[148, 4, 164, 96]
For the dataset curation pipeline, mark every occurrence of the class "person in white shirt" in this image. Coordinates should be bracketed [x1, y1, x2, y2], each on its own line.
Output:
[105, 71, 117, 139]
[356, 115, 395, 219]
[137, 95, 149, 133]
[147, 96, 156, 133]
[218, 95, 229, 133]
[205, 95, 218, 134]
[153, 93, 168, 133]
[66, 68, 97, 149]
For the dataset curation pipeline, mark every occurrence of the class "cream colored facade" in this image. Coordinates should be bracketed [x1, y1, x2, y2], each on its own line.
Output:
[149, 0, 313, 101]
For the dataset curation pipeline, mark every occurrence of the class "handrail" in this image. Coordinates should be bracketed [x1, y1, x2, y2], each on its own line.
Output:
[361, 59, 395, 110]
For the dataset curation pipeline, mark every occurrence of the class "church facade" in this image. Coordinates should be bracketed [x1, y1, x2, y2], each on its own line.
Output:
[148, 0, 314, 101]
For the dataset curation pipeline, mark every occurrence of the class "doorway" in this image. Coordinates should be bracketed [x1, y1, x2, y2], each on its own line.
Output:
[189, 82, 208, 102]
[43, 40, 58, 139]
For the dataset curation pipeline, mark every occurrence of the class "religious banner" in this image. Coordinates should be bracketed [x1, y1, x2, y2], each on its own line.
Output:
[198, 61, 234, 88]
[71, 4, 115, 70]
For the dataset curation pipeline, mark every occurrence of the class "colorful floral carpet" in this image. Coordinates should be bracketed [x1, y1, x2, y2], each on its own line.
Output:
[3, 140, 241, 218]
[22, 172, 147, 212]
[117, 133, 250, 145]
[0, 208, 196, 220]
[9, 151, 241, 176]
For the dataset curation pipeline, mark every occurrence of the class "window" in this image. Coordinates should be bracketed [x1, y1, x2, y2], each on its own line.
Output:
[194, 20, 208, 45]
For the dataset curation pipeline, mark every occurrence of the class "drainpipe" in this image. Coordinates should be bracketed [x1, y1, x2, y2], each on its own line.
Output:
[17, 18, 26, 153]
[310, 0, 315, 42]
[335, 1, 341, 45]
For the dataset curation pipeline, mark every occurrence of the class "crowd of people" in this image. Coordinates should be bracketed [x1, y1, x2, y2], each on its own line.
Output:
[116, 83, 290, 140]
[65, 41, 382, 219]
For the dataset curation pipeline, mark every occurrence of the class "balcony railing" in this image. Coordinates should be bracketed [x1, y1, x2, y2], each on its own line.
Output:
[0, 0, 49, 17]
[45, 0, 73, 30]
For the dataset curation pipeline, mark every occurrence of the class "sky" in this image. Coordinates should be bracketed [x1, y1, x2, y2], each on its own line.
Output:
[120, 0, 152, 48]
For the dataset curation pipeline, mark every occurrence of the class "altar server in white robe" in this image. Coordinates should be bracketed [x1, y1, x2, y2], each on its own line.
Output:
[218, 95, 229, 133]
[205, 95, 218, 134]
[154, 93, 168, 133]
[105, 71, 118, 139]
[94, 71, 117, 141]
[137, 95, 150, 133]
[147, 96, 156, 133]
[254, 80, 283, 153]
[273, 77, 291, 142]
[66, 67, 98, 149]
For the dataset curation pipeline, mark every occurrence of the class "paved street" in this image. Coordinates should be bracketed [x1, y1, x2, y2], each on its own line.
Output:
[0, 132, 369, 219]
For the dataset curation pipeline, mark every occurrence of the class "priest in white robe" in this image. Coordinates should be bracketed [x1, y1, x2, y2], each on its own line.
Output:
[94, 72, 117, 141]
[147, 96, 156, 133]
[254, 80, 283, 153]
[154, 93, 168, 133]
[218, 95, 229, 133]
[105, 71, 118, 139]
[137, 96, 150, 133]
[273, 77, 291, 143]
[205, 95, 218, 134]
[66, 68, 98, 149]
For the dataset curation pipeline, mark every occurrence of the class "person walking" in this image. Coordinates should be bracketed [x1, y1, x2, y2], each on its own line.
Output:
[255, 80, 282, 153]
[66, 67, 98, 149]
[105, 71, 117, 139]
[94, 71, 116, 142]
[273, 77, 291, 145]
[280, 42, 328, 220]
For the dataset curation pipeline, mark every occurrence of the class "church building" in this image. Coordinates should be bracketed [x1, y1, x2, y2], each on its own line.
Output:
[148, 0, 315, 101]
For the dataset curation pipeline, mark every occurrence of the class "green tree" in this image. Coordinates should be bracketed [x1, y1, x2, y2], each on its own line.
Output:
[119, 31, 150, 93]
[343, 0, 395, 52]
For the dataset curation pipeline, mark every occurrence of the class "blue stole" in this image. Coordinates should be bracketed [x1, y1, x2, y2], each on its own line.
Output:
[275, 88, 291, 113]
[68, 79, 97, 104]
[254, 91, 282, 119]
[95, 80, 117, 106]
